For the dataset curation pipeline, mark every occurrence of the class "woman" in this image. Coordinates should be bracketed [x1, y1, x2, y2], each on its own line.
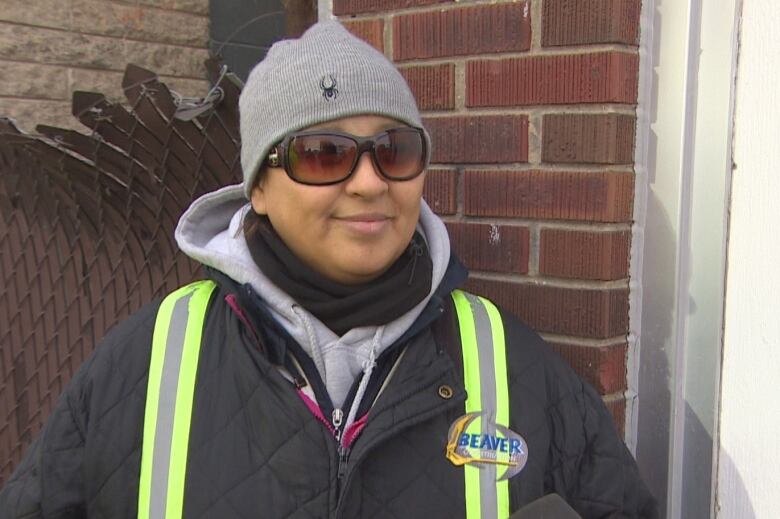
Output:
[0, 21, 656, 518]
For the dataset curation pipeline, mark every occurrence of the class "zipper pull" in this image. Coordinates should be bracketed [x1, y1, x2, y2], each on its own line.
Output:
[332, 408, 344, 441]
[337, 445, 350, 480]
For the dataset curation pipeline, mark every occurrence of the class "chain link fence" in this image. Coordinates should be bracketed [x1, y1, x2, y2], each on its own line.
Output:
[0, 60, 243, 484]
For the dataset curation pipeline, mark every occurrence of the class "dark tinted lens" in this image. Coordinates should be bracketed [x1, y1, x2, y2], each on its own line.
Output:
[374, 129, 425, 180]
[288, 134, 357, 184]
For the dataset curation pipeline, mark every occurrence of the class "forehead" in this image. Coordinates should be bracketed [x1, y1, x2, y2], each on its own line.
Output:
[304, 114, 409, 135]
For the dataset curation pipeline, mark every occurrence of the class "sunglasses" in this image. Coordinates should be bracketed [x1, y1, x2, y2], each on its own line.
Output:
[266, 127, 427, 185]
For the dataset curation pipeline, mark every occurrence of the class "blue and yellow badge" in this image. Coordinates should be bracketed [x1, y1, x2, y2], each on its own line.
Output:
[446, 412, 528, 480]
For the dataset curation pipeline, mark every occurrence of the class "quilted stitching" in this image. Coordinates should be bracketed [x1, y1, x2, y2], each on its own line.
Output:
[0, 286, 656, 519]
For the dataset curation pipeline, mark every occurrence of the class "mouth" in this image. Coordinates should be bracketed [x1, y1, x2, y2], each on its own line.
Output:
[334, 213, 392, 234]
[338, 213, 391, 222]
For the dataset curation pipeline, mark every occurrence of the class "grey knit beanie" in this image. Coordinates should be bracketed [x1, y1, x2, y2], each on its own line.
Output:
[238, 20, 430, 198]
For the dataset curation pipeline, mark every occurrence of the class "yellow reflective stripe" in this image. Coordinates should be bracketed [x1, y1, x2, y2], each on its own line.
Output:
[481, 296, 509, 519]
[451, 289, 482, 519]
[452, 290, 512, 519]
[453, 290, 482, 413]
[139, 280, 216, 519]
[138, 287, 178, 519]
[165, 282, 214, 519]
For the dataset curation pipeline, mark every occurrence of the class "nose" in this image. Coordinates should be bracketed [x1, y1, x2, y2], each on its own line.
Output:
[344, 150, 388, 197]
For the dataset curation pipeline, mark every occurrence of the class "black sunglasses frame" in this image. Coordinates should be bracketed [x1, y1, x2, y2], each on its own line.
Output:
[266, 127, 428, 186]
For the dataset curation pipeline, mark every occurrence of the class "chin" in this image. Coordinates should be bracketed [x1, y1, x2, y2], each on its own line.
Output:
[336, 260, 394, 284]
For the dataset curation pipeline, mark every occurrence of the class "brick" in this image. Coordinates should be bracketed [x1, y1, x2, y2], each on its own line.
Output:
[446, 222, 529, 274]
[71, 0, 209, 47]
[69, 68, 124, 100]
[0, 1, 70, 30]
[423, 169, 457, 215]
[0, 61, 68, 100]
[465, 278, 629, 338]
[343, 19, 384, 53]
[543, 113, 635, 164]
[282, 0, 318, 38]
[334, 0, 449, 16]
[123, 39, 209, 78]
[173, 0, 209, 15]
[549, 342, 627, 394]
[539, 229, 631, 280]
[543, 0, 640, 47]
[463, 170, 634, 223]
[399, 64, 455, 111]
[0, 24, 208, 77]
[424, 115, 528, 164]
[1, 0, 208, 32]
[0, 24, 121, 70]
[136, 0, 209, 15]
[467, 52, 638, 107]
[137, 0, 177, 9]
[0, 99, 77, 133]
[393, 2, 531, 61]
[605, 396, 626, 436]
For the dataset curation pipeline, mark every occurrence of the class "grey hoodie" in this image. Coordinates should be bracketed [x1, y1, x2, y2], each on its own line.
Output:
[175, 184, 452, 428]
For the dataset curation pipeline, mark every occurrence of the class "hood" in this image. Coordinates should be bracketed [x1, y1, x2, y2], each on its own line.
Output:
[174, 183, 452, 408]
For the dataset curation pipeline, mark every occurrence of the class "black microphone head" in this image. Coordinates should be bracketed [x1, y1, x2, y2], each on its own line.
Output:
[509, 493, 582, 519]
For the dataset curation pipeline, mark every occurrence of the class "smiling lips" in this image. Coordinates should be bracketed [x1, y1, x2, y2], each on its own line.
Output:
[335, 213, 392, 235]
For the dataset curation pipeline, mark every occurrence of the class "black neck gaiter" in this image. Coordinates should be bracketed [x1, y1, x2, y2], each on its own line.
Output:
[243, 211, 433, 336]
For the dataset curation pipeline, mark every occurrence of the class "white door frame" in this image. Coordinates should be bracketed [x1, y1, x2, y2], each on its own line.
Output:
[630, 0, 739, 516]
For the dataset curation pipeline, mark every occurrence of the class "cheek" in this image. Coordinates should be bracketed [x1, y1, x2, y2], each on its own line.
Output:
[395, 181, 425, 217]
[265, 187, 339, 238]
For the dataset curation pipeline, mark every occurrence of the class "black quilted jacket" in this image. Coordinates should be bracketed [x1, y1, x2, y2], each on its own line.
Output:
[0, 268, 657, 518]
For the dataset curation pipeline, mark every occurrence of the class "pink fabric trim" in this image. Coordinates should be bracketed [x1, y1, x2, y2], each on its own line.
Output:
[296, 391, 368, 447]
[342, 414, 369, 449]
[229, 294, 357, 444]
[225, 294, 250, 324]
[297, 390, 336, 436]
[225, 293, 264, 349]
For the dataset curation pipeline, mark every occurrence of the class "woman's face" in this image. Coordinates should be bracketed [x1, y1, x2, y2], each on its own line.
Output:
[250, 115, 426, 285]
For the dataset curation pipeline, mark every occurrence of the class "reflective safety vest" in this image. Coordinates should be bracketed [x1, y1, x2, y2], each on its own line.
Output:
[138, 282, 510, 519]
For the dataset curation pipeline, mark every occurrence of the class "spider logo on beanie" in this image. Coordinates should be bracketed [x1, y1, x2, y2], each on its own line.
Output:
[319, 74, 338, 101]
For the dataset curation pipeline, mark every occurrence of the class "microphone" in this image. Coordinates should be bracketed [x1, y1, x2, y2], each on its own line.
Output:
[509, 494, 583, 519]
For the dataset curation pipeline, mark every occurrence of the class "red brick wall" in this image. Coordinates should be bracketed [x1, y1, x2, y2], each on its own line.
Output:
[336, 0, 641, 436]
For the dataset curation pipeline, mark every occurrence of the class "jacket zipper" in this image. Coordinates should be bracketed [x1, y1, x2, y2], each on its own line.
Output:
[332, 408, 343, 441]
[231, 289, 396, 505]
[333, 366, 462, 518]
[337, 445, 350, 481]
[332, 409, 351, 479]
[301, 401, 352, 494]
[293, 378, 354, 495]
